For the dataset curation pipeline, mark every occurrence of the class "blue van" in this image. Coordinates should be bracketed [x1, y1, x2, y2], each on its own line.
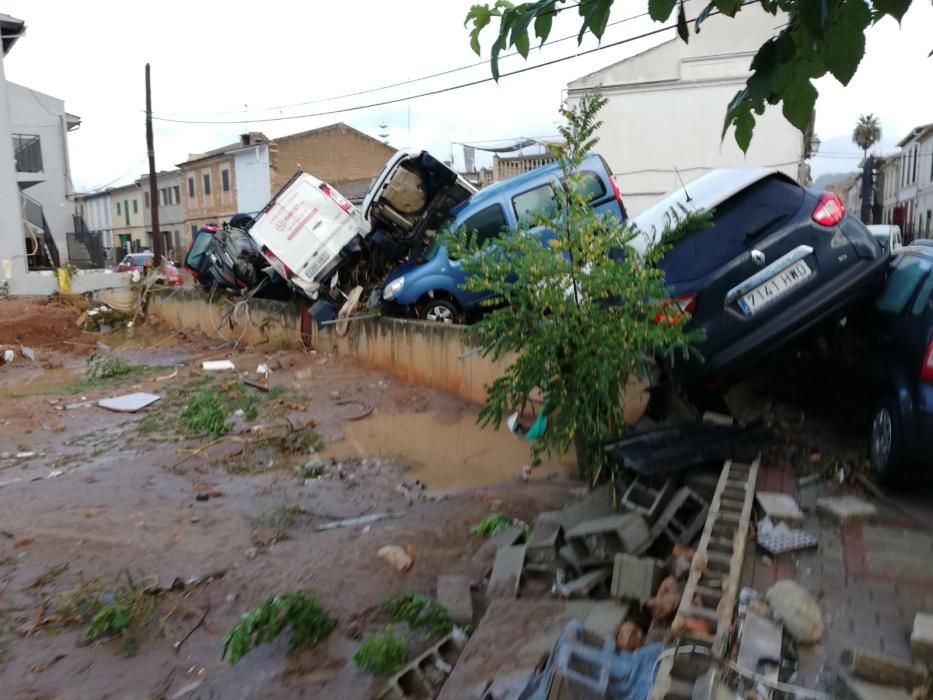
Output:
[380, 153, 626, 323]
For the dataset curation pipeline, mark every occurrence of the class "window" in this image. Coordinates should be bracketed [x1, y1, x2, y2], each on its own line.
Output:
[191, 224, 198, 238]
[912, 267, 933, 316]
[458, 205, 508, 247]
[144, 192, 150, 209]
[203, 173, 211, 195]
[188, 176, 195, 198]
[512, 184, 558, 227]
[124, 200, 130, 226]
[661, 175, 804, 284]
[564, 171, 606, 203]
[913, 146, 919, 184]
[875, 254, 932, 314]
[133, 199, 138, 214]
[173, 185, 180, 204]
[116, 202, 121, 215]
[222, 169, 230, 192]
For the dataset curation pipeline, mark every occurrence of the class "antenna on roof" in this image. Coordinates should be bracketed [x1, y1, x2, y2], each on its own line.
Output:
[674, 164, 692, 203]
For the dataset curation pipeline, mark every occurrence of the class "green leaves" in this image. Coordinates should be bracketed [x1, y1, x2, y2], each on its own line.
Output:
[579, 0, 613, 40]
[872, 0, 912, 21]
[822, 0, 871, 84]
[648, 0, 678, 21]
[221, 591, 335, 665]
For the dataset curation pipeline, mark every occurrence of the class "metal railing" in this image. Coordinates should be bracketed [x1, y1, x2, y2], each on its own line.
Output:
[12, 133, 42, 173]
[21, 191, 60, 270]
[67, 229, 107, 270]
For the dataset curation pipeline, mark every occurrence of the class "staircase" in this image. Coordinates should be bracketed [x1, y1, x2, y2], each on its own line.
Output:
[20, 191, 60, 269]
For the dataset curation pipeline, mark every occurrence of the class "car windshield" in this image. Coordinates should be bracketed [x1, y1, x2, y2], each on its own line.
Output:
[132, 254, 152, 266]
[875, 254, 933, 314]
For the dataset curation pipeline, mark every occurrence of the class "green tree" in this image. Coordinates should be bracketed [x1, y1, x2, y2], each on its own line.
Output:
[465, 0, 916, 151]
[852, 113, 882, 157]
[445, 93, 711, 479]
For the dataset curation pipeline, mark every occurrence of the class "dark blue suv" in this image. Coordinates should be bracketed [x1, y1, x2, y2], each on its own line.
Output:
[380, 153, 626, 323]
[864, 244, 933, 483]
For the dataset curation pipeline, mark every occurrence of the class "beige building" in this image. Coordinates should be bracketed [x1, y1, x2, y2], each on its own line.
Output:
[178, 145, 239, 242]
[110, 182, 145, 253]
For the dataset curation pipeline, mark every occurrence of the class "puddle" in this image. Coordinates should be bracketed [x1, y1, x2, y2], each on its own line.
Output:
[321, 411, 575, 491]
[0, 366, 81, 394]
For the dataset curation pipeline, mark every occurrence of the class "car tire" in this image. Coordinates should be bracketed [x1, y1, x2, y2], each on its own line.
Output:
[869, 397, 904, 485]
[418, 298, 462, 325]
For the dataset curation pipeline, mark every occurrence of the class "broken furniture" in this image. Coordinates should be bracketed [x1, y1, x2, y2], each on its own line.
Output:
[602, 419, 766, 477]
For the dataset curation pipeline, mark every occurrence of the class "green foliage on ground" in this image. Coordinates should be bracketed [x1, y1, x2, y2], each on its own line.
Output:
[353, 627, 409, 675]
[469, 513, 514, 538]
[222, 591, 336, 666]
[83, 584, 158, 657]
[443, 93, 709, 481]
[464, 0, 915, 150]
[85, 354, 136, 380]
[380, 593, 453, 640]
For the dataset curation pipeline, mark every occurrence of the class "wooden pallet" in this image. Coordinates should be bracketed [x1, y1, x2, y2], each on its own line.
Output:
[648, 456, 760, 700]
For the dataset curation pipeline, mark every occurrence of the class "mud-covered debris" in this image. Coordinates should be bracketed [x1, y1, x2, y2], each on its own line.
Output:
[2, 349, 14, 363]
[378, 545, 414, 572]
[316, 511, 403, 531]
[766, 579, 823, 644]
[20, 345, 36, 362]
[195, 492, 209, 502]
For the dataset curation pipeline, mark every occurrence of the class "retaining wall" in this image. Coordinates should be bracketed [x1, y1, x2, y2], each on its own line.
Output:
[145, 289, 509, 404]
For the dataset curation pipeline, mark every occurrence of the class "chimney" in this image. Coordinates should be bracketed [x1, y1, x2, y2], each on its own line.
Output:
[239, 131, 268, 146]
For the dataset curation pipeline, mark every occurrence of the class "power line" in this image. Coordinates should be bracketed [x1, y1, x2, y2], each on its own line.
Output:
[80, 156, 147, 193]
[151, 18, 686, 126]
[153, 9, 652, 118]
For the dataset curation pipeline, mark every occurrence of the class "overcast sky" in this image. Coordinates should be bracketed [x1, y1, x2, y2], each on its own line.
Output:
[3, 0, 932, 190]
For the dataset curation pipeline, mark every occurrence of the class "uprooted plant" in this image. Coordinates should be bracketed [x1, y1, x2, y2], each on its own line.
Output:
[221, 591, 335, 665]
[469, 513, 515, 538]
[380, 593, 453, 640]
[444, 92, 710, 483]
[353, 626, 409, 675]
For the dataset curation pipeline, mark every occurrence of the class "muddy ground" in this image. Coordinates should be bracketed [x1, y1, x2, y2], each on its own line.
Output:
[0, 318, 578, 700]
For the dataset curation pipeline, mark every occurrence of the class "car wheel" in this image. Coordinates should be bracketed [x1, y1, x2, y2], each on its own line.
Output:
[419, 298, 462, 324]
[869, 397, 904, 485]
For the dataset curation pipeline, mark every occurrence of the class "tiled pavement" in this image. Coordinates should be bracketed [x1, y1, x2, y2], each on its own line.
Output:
[748, 461, 933, 692]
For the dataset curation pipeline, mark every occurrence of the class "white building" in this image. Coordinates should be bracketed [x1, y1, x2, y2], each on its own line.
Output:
[566, 7, 809, 216]
[896, 123, 933, 240]
[232, 140, 272, 216]
[75, 189, 114, 249]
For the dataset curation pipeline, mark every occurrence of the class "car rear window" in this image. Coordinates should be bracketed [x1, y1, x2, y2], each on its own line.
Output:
[876, 254, 933, 314]
[186, 232, 212, 268]
[513, 184, 558, 227]
[660, 176, 804, 284]
[564, 171, 606, 203]
[132, 254, 152, 265]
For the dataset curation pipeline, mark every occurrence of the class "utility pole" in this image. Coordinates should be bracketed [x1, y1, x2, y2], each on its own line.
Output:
[145, 63, 162, 267]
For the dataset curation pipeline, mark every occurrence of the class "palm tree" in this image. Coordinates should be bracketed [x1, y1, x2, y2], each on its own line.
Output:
[853, 114, 882, 158]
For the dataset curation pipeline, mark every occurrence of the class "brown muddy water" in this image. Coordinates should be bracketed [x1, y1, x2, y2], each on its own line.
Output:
[321, 410, 575, 491]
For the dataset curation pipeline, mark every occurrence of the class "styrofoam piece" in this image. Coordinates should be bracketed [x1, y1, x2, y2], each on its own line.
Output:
[98, 392, 161, 413]
[202, 360, 235, 371]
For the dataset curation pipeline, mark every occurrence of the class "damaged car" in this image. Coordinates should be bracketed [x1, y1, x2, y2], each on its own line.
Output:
[632, 167, 890, 397]
[246, 152, 475, 306]
[381, 153, 626, 323]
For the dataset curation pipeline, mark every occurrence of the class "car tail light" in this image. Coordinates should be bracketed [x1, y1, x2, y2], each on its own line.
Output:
[922, 340, 933, 382]
[812, 192, 845, 227]
[609, 175, 624, 205]
[654, 293, 697, 326]
[320, 182, 352, 214]
[261, 245, 293, 277]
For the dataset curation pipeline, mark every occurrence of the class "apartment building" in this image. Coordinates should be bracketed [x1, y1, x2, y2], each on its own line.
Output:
[139, 170, 185, 261]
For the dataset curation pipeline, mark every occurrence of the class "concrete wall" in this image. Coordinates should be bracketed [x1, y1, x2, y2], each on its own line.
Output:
[567, 7, 803, 216]
[145, 290, 509, 404]
[7, 82, 75, 257]
[234, 144, 271, 216]
[0, 45, 26, 288]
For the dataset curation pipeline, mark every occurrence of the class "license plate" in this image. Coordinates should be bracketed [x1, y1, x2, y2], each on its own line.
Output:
[738, 260, 812, 315]
[303, 251, 331, 280]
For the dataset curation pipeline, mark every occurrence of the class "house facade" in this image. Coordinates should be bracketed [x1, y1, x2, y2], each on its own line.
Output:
[140, 170, 184, 262]
[74, 188, 115, 262]
[178, 144, 239, 241]
[895, 124, 933, 241]
[566, 8, 808, 216]
[109, 182, 145, 254]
